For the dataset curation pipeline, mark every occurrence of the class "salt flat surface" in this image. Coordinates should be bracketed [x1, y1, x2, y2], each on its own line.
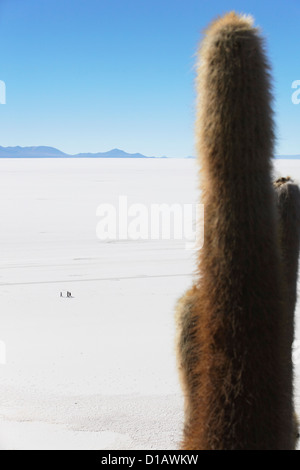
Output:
[0, 158, 299, 450]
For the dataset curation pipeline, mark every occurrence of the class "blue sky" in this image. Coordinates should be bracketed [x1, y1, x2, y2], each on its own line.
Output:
[0, 0, 299, 157]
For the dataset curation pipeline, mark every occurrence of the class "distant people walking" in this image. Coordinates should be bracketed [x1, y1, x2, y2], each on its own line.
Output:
[60, 291, 73, 298]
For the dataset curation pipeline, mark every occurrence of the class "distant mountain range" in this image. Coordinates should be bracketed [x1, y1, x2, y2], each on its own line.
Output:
[0, 146, 299, 159]
[275, 155, 300, 160]
[0, 146, 153, 158]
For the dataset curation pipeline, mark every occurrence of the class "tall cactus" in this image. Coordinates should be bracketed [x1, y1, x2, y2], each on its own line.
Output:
[274, 177, 300, 343]
[274, 177, 300, 448]
[175, 12, 297, 450]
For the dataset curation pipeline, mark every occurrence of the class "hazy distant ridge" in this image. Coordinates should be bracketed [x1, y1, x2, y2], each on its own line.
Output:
[0, 146, 299, 159]
[0, 146, 152, 158]
[275, 155, 300, 160]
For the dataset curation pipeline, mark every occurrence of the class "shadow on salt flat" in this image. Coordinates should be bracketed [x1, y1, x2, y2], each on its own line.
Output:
[0, 421, 133, 450]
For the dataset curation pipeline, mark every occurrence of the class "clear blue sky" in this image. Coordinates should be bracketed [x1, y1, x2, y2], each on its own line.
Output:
[0, 0, 299, 157]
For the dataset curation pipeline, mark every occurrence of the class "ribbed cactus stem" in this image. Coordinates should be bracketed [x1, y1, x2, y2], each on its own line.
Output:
[176, 12, 295, 450]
